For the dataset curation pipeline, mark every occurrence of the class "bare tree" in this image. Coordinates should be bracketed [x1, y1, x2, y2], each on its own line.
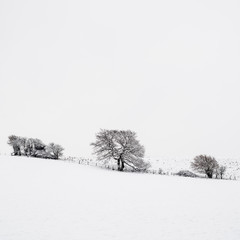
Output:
[8, 135, 21, 156]
[214, 166, 220, 179]
[219, 165, 227, 179]
[47, 143, 64, 159]
[25, 138, 46, 157]
[191, 155, 219, 178]
[20, 137, 28, 155]
[91, 129, 150, 171]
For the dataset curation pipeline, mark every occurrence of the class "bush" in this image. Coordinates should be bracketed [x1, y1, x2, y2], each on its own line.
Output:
[176, 170, 198, 178]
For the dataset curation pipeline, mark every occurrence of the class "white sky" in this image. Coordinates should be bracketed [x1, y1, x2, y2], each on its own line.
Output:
[0, 0, 240, 159]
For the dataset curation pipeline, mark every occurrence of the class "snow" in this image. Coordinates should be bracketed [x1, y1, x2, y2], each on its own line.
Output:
[149, 157, 240, 180]
[0, 156, 240, 240]
[64, 156, 240, 180]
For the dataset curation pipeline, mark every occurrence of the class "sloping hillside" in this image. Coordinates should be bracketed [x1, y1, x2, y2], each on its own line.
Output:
[149, 157, 240, 179]
[0, 156, 240, 240]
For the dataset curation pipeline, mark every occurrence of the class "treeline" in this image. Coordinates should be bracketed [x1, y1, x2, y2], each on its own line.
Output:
[6, 131, 229, 179]
[8, 135, 64, 159]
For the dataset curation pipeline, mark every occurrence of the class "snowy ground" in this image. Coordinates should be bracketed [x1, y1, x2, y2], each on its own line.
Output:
[64, 155, 240, 180]
[0, 156, 240, 240]
[149, 157, 240, 180]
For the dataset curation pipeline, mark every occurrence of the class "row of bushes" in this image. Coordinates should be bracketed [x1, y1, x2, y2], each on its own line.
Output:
[8, 135, 64, 159]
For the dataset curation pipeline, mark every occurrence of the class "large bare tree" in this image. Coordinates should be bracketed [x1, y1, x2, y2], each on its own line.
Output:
[91, 129, 150, 171]
[191, 155, 219, 178]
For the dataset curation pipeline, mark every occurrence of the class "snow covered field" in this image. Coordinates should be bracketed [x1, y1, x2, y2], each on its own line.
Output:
[149, 157, 240, 180]
[64, 156, 240, 180]
[0, 156, 240, 240]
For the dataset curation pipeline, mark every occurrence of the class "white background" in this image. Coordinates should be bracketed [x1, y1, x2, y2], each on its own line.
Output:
[1, 0, 240, 158]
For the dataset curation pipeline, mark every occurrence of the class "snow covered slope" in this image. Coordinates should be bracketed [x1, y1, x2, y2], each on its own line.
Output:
[149, 157, 240, 179]
[64, 156, 240, 179]
[0, 156, 240, 240]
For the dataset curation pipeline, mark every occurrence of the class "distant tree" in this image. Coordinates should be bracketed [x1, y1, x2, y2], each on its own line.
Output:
[191, 155, 219, 178]
[219, 165, 227, 179]
[8, 135, 21, 156]
[25, 138, 34, 156]
[25, 138, 46, 157]
[25, 138, 36, 156]
[91, 129, 150, 171]
[47, 143, 64, 159]
[20, 137, 28, 155]
[214, 166, 220, 179]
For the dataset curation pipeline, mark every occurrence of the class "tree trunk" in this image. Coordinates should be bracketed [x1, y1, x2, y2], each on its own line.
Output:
[205, 169, 213, 178]
[117, 159, 121, 171]
[117, 157, 125, 171]
[206, 172, 212, 178]
[120, 159, 124, 171]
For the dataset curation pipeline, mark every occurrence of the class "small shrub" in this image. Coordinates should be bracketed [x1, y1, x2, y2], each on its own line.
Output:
[176, 170, 198, 178]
